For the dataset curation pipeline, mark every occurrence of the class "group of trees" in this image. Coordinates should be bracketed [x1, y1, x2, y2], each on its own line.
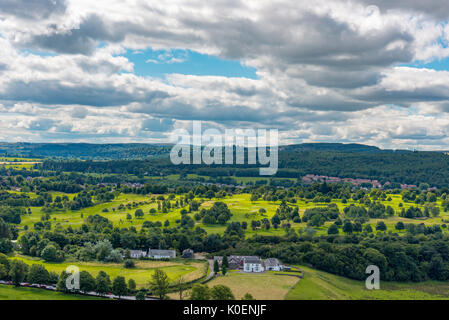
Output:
[0, 255, 59, 287]
[195, 202, 232, 225]
[302, 204, 339, 227]
[189, 283, 236, 300]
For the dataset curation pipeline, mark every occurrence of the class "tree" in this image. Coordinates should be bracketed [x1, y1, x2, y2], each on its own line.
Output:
[205, 190, 215, 199]
[135, 209, 144, 218]
[364, 224, 373, 233]
[112, 276, 128, 298]
[190, 284, 210, 300]
[222, 256, 229, 268]
[136, 290, 146, 300]
[342, 221, 353, 234]
[0, 264, 7, 280]
[149, 268, 169, 300]
[41, 244, 61, 262]
[56, 271, 71, 292]
[27, 264, 49, 285]
[210, 285, 235, 300]
[0, 218, 11, 239]
[429, 255, 444, 280]
[376, 221, 387, 232]
[175, 276, 186, 300]
[213, 260, 220, 274]
[9, 260, 28, 286]
[128, 279, 137, 294]
[222, 264, 227, 276]
[79, 270, 96, 293]
[95, 271, 111, 296]
[242, 293, 255, 300]
[395, 221, 405, 230]
[124, 259, 135, 268]
[327, 224, 339, 235]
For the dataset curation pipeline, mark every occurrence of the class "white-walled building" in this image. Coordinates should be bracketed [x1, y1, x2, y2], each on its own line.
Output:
[129, 250, 146, 259]
[243, 257, 264, 273]
[148, 249, 176, 259]
[264, 258, 283, 271]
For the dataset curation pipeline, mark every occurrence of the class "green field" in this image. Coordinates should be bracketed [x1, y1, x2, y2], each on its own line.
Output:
[169, 270, 299, 300]
[16, 191, 449, 238]
[286, 265, 449, 300]
[11, 255, 207, 288]
[0, 284, 105, 300]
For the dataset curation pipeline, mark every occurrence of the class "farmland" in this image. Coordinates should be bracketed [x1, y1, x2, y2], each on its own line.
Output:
[205, 271, 299, 300]
[286, 266, 449, 300]
[9, 255, 207, 288]
[0, 284, 104, 300]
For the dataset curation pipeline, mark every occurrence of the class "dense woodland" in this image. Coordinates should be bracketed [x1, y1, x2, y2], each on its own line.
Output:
[33, 146, 449, 187]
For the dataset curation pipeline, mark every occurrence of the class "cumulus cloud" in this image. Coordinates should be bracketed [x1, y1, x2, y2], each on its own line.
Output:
[0, 0, 67, 20]
[0, 0, 448, 148]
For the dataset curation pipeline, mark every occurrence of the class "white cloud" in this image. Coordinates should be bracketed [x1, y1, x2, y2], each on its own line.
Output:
[0, 0, 448, 148]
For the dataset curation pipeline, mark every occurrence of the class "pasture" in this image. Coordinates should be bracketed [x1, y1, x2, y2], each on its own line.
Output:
[286, 265, 449, 300]
[0, 284, 104, 300]
[10, 255, 207, 288]
[204, 271, 299, 300]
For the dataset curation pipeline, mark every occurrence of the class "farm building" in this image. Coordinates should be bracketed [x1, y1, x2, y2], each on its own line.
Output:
[215, 255, 271, 272]
[243, 257, 264, 273]
[129, 250, 146, 259]
[228, 256, 244, 269]
[182, 248, 194, 258]
[264, 258, 282, 271]
[148, 249, 176, 259]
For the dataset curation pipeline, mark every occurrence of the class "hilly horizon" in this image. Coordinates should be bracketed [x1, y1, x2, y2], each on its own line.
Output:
[0, 141, 430, 160]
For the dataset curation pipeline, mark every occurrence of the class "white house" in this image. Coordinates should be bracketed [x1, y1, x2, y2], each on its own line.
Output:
[129, 250, 146, 259]
[243, 256, 264, 273]
[264, 258, 282, 271]
[148, 249, 176, 259]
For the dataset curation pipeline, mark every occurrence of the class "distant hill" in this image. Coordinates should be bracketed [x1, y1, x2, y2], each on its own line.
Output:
[0, 141, 423, 160]
[0, 142, 173, 159]
[281, 143, 385, 153]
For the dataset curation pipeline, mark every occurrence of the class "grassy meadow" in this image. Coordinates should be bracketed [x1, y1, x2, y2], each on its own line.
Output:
[10, 255, 207, 288]
[286, 265, 449, 300]
[0, 284, 105, 300]
[14, 189, 449, 238]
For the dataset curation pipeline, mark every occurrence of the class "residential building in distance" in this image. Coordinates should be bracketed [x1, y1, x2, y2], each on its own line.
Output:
[129, 250, 146, 259]
[148, 249, 176, 259]
[243, 257, 264, 273]
[264, 258, 283, 271]
[182, 248, 194, 258]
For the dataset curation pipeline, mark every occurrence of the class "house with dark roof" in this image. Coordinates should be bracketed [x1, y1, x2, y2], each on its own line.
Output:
[182, 248, 194, 258]
[264, 258, 282, 271]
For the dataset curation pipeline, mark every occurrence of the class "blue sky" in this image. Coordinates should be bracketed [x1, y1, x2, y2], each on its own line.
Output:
[403, 57, 449, 71]
[123, 49, 258, 79]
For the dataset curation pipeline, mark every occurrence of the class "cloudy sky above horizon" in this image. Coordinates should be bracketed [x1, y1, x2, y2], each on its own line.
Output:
[2, 1, 449, 150]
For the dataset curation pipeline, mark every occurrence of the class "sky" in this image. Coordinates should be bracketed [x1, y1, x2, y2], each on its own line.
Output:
[1, 1, 449, 150]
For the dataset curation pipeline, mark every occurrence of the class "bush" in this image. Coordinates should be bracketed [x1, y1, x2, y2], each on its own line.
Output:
[124, 259, 135, 268]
